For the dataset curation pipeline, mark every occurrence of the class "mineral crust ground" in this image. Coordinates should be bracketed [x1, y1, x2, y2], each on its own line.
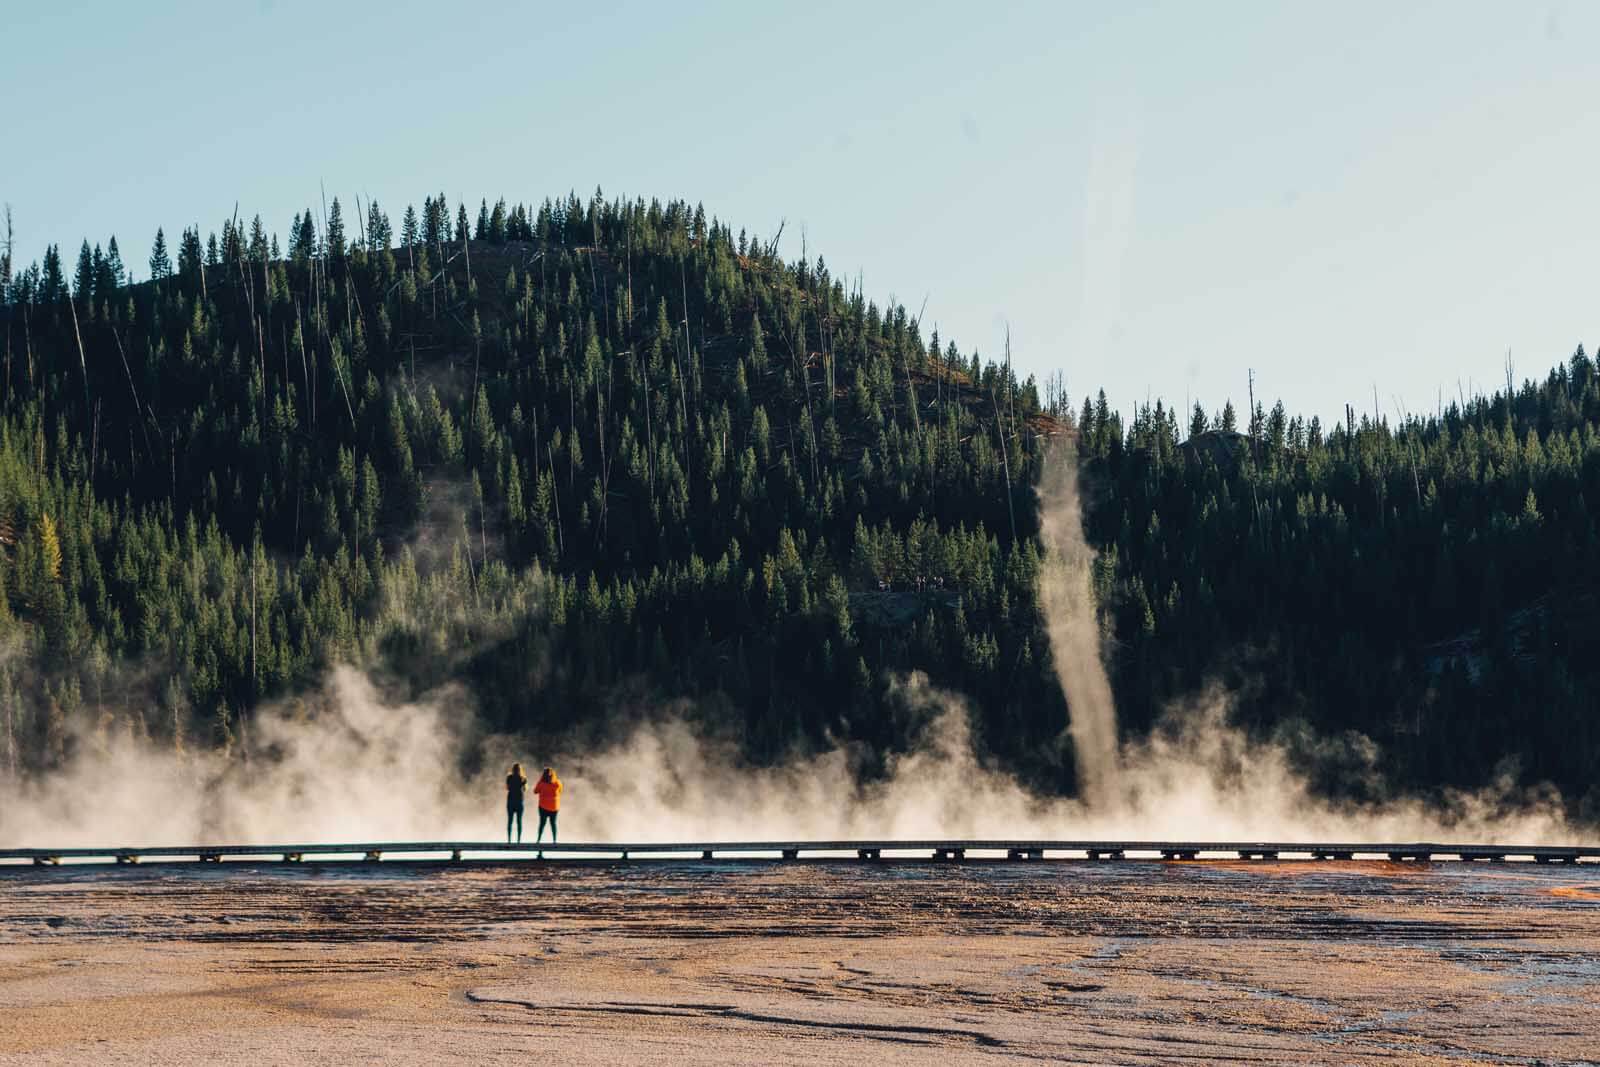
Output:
[2, 859, 1597, 1064]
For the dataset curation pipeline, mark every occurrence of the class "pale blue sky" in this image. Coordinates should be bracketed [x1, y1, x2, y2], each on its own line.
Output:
[7, 1, 1596, 425]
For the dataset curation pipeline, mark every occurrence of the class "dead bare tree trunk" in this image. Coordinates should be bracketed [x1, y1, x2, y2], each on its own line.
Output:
[23, 304, 33, 392]
[1395, 396, 1423, 509]
[0, 204, 12, 278]
[992, 391, 1017, 544]
[1247, 369, 1264, 545]
[547, 441, 564, 557]
[679, 260, 695, 488]
[294, 300, 312, 427]
[67, 291, 91, 416]
[111, 330, 152, 457]
[196, 225, 208, 304]
[249, 544, 257, 703]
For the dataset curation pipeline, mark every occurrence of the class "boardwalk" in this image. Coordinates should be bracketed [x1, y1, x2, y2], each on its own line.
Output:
[3, 838, 1597, 866]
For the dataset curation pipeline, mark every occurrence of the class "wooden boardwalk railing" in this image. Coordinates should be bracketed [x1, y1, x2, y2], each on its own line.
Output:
[1, 839, 1597, 866]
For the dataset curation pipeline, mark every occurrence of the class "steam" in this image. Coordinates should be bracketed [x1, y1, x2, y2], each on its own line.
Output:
[0, 443, 1589, 851]
[1026, 438, 1577, 843]
[0, 669, 496, 848]
[0, 666, 1579, 850]
[1037, 443, 1120, 805]
[562, 678, 1573, 844]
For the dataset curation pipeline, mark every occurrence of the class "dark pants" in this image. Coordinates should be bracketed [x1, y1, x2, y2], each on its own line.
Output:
[537, 808, 558, 844]
[507, 805, 523, 842]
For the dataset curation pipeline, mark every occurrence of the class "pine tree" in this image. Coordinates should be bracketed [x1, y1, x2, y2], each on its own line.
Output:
[41, 244, 64, 301]
[422, 196, 441, 248]
[489, 199, 507, 243]
[38, 514, 61, 584]
[92, 242, 116, 300]
[327, 198, 346, 265]
[178, 227, 203, 278]
[249, 215, 268, 262]
[292, 210, 317, 264]
[74, 240, 93, 298]
[149, 228, 172, 279]
[105, 236, 125, 286]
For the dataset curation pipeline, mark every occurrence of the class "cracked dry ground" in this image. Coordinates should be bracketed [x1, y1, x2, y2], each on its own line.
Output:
[2, 859, 1598, 1064]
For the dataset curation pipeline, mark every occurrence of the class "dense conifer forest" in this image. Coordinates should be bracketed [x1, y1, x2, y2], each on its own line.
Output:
[0, 193, 1595, 816]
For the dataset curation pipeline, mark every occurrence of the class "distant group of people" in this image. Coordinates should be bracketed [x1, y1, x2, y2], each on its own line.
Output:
[505, 763, 561, 846]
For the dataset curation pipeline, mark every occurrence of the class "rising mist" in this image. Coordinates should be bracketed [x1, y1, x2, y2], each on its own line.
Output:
[1036, 442, 1121, 806]
[0, 446, 1588, 849]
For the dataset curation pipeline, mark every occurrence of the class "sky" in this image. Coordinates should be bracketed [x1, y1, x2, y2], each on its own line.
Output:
[6, 0, 1597, 426]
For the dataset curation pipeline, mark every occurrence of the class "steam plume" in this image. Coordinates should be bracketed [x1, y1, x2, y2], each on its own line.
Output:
[0, 665, 1578, 850]
[1037, 442, 1120, 804]
[0, 444, 1589, 851]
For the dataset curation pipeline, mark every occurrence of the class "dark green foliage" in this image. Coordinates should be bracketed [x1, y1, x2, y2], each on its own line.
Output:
[0, 194, 1597, 814]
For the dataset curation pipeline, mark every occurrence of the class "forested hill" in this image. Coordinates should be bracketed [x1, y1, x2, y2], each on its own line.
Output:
[0, 193, 1597, 816]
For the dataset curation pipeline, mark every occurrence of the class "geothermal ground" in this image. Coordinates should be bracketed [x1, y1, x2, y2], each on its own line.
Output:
[1, 860, 1597, 1065]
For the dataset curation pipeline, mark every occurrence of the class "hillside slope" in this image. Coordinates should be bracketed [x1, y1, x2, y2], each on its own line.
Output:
[1, 192, 1597, 813]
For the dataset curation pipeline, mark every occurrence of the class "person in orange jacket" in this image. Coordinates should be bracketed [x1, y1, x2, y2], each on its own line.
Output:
[533, 766, 562, 846]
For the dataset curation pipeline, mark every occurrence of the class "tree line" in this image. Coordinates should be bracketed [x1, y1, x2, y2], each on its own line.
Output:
[0, 190, 1595, 818]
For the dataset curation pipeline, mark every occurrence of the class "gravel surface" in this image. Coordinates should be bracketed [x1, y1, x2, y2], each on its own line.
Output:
[2, 859, 1597, 1064]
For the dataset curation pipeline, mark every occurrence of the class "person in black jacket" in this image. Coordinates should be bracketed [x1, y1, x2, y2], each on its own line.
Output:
[506, 763, 529, 843]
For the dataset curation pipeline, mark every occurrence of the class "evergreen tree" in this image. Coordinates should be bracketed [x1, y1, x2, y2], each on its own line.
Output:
[73, 240, 93, 298]
[40, 244, 64, 301]
[327, 198, 346, 265]
[249, 215, 269, 262]
[177, 228, 202, 278]
[105, 236, 125, 287]
[148, 228, 171, 280]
